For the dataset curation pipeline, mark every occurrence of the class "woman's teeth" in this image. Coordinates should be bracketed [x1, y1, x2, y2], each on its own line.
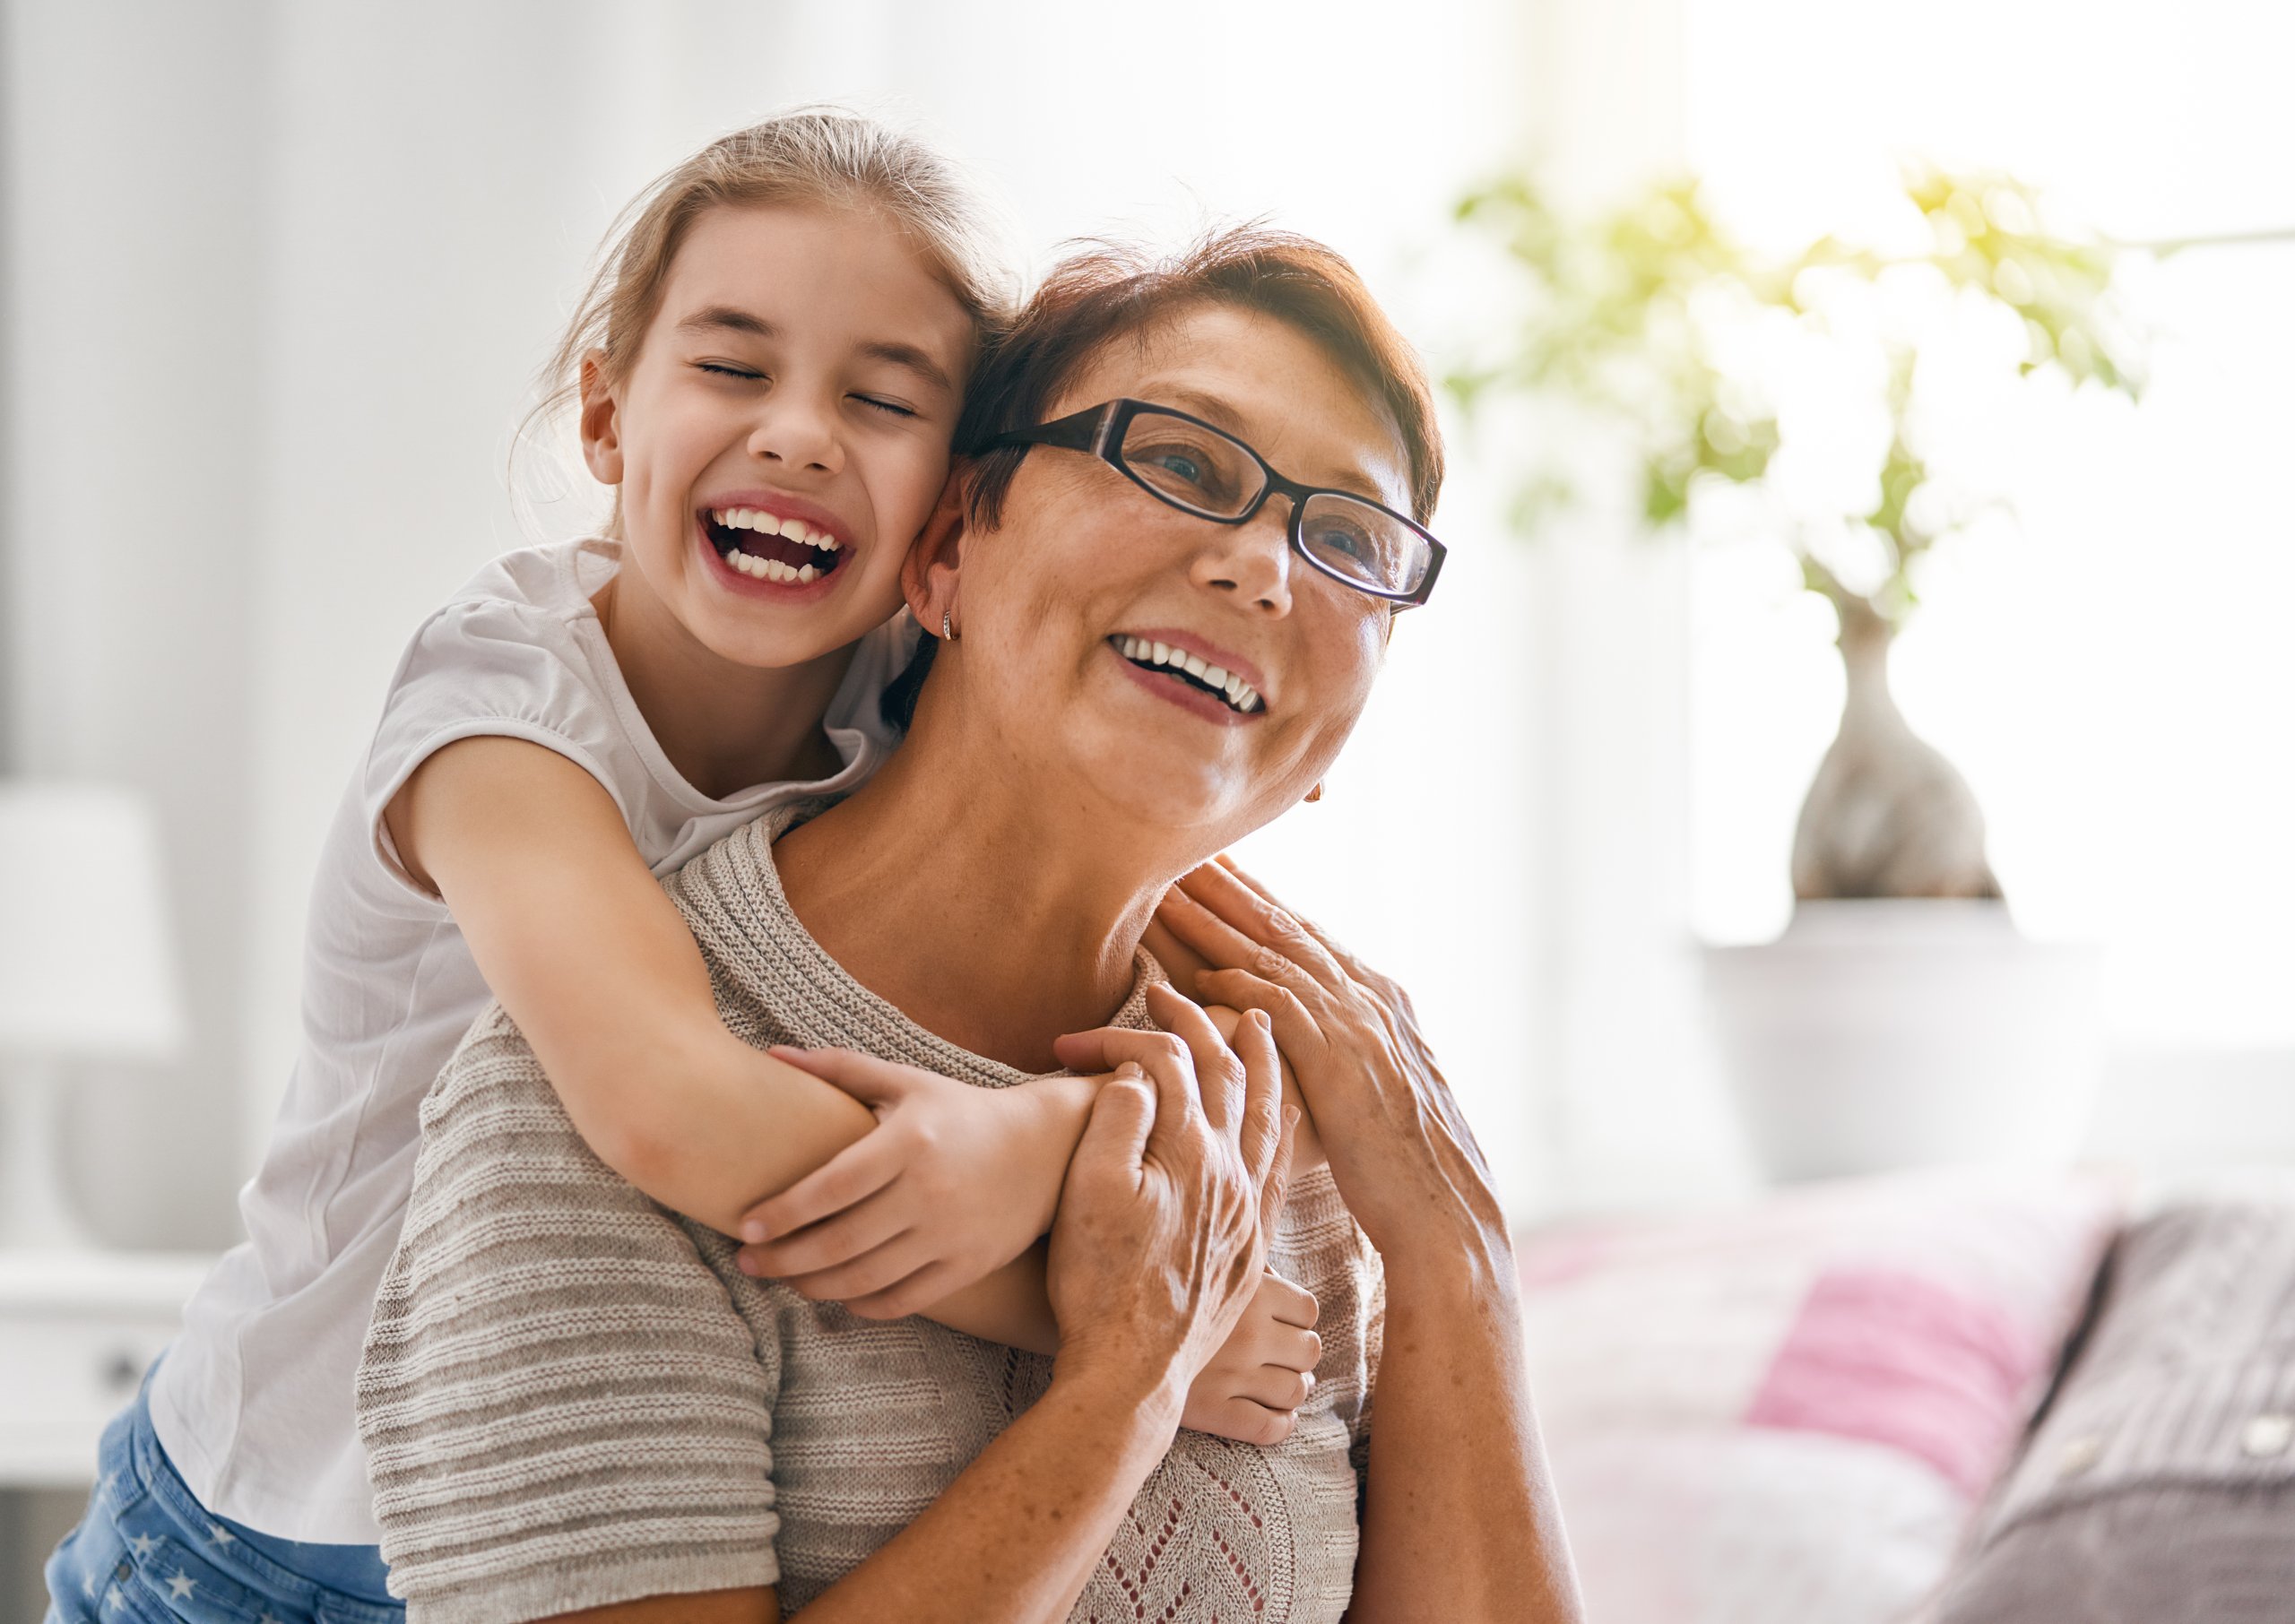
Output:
[1116, 635, 1264, 714]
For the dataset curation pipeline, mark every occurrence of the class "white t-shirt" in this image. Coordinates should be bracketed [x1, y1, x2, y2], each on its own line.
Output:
[149, 537, 914, 1543]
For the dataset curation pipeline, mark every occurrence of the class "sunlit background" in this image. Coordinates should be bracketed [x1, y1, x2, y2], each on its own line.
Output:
[3, 0, 2292, 1611]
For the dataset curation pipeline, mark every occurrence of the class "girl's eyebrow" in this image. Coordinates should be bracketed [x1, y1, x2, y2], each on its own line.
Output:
[673, 306, 951, 396]
[677, 304, 776, 341]
[858, 340, 953, 396]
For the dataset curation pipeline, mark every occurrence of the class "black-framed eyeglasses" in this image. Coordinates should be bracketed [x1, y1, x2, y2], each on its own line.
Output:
[988, 398, 1445, 607]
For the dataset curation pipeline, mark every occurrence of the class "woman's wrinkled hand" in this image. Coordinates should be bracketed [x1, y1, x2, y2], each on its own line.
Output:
[1045, 983, 1298, 1412]
[1154, 859, 1505, 1265]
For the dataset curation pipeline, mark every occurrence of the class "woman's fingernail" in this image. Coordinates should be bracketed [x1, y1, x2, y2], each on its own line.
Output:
[740, 1221, 768, 1243]
[736, 1252, 761, 1276]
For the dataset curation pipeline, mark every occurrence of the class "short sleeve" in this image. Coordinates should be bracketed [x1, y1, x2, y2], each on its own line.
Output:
[1350, 1262, 1383, 1513]
[358, 1008, 783, 1624]
[361, 593, 635, 902]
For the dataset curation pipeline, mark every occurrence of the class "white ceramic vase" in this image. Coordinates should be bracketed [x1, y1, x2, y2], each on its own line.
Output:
[1702, 900, 2105, 1182]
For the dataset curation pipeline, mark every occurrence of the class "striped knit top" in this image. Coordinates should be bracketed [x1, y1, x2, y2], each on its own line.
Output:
[357, 803, 1384, 1624]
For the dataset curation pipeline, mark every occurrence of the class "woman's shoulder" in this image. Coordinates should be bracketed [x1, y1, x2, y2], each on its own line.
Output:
[360, 1004, 784, 1618]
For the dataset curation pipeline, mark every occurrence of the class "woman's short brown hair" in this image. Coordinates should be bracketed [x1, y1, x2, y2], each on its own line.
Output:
[885, 226, 1442, 731]
[958, 226, 1443, 527]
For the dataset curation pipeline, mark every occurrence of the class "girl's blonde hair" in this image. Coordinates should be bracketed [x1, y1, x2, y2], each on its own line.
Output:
[529, 108, 1015, 497]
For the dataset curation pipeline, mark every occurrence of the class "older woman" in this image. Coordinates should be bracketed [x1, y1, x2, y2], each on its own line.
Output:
[356, 229, 1581, 1623]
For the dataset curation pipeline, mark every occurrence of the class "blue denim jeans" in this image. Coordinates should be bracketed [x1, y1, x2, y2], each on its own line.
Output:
[43, 1378, 401, 1623]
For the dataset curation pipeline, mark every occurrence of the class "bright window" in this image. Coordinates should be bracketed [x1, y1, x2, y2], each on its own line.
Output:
[1684, 0, 2295, 1045]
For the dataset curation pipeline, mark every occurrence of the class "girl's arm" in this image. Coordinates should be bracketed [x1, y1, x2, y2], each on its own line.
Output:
[394, 741, 1318, 1443]
[386, 734, 1076, 1343]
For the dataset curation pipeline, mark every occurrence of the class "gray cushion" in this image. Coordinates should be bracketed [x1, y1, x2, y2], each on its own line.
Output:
[1930, 1202, 2295, 1623]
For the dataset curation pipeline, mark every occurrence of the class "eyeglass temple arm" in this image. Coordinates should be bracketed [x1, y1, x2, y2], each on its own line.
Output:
[994, 403, 1115, 454]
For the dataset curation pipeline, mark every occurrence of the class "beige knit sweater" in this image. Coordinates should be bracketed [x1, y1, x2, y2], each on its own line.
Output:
[358, 804, 1384, 1623]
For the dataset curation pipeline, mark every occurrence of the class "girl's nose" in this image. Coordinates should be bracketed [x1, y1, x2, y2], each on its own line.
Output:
[1189, 504, 1294, 616]
[749, 392, 843, 477]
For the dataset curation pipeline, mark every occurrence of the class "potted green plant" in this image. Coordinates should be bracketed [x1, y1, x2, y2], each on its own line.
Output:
[1451, 167, 2145, 1178]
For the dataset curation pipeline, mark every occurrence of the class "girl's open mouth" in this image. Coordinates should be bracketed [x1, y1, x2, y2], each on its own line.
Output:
[700, 505, 847, 586]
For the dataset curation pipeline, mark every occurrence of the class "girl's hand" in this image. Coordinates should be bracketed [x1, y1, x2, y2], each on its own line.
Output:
[1154, 860, 1507, 1266]
[1179, 1271, 1321, 1447]
[734, 1049, 1089, 1319]
[1045, 984, 1298, 1400]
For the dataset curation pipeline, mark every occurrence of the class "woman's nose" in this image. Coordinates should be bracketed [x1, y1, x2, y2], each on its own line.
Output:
[1190, 505, 1294, 615]
[748, 391, 843, 477]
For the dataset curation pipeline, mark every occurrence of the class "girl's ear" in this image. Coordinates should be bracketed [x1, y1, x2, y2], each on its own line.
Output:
[578, 350, 624, 486]
[902, 462, 972, 632]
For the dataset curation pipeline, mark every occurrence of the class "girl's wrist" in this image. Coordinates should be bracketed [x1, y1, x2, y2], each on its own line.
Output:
[1022, 1072, 1101, 1155]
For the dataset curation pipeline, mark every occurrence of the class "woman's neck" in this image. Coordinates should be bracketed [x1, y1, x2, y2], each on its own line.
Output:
[774, 731, 1180, 1073]
[593, 557, 853, 799]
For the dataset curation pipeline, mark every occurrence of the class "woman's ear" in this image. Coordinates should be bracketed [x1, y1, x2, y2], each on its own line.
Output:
[578, 350, 623, 486]
[902, 462, 972, 634]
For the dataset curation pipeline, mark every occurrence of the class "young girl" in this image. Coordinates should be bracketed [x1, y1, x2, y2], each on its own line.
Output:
[44, 110, 1320, 1623]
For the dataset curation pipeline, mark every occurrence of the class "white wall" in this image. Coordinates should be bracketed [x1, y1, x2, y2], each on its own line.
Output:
[3, 0, 271, 1246]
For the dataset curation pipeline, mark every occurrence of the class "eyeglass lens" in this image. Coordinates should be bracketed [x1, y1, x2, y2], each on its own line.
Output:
[1117, 409, 1428, 597]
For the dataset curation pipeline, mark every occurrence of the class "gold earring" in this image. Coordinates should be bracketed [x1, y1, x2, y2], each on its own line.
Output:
[941, 610, 957, 643]
[1305, 782, 1325, 803]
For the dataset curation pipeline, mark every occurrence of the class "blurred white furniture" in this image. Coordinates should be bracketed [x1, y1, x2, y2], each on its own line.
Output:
[0, 1251, 212, 1486]
[0, 782, 185, 1248]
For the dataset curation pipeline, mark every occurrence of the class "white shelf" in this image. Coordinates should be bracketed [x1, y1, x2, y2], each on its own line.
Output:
[0, 1249, 215, 1488]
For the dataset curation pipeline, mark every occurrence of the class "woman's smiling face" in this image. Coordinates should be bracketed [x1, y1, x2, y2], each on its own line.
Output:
[924, 301, 1408, 845]
[583, 201, 974, 668]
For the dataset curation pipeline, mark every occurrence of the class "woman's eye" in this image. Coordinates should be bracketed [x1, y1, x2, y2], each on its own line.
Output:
[1136, 444, 1217, 489]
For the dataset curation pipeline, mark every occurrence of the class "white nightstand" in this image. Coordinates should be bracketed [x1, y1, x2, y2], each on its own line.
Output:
[0, 1251, 213, 1487]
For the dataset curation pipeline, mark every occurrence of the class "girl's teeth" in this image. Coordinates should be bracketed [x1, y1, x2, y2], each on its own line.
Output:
[710, 507, 842, 551]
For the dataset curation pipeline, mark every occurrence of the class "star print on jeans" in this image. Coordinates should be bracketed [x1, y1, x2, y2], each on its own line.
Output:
[128, 1533, 159, 1559]
[167, 1572, 196, 1601]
